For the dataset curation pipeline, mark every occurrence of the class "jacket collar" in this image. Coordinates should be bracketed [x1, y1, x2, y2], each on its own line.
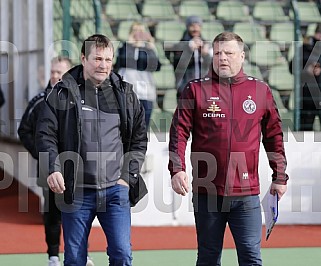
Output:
[206, 64, 248, 85]
[59, 65, 127, 97]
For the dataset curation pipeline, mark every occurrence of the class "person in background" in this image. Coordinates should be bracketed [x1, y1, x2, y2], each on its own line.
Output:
[168, 32, 288, 265]
[36, 34, 147, 266]
[289, 24, 321, 130]
[0, 86, 5, 108]
[167, 15, 212, 99]
[114, 21, 161, 128]
[18, 56, 94, 266]
[37, 65, 46, 92]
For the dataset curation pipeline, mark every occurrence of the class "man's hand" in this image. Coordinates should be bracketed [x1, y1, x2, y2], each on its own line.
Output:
[171, 171, 189, 196]
[270, 183, 287, 200]
[47, 172, 65, 194]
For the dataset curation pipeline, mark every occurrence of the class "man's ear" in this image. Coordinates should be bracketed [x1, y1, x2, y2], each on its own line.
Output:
[81, 54, 86, 66]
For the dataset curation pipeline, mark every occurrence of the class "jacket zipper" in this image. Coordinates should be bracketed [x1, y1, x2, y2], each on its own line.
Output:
[225, 78, 233, 196]
[73, 87, 81, 198]
[95, 87, 102, 189]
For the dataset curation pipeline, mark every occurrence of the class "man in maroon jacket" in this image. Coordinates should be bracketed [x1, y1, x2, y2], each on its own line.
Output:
[168, 32, 288, 265]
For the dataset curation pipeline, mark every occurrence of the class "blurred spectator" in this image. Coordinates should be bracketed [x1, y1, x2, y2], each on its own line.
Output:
[167, 15, 212, 99]
[290, 23, 321, 130]
[37, 65, 46, 92]
[115, 21, 161, 128]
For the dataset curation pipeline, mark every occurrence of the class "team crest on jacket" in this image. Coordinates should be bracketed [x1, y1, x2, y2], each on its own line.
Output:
[242, 95, 256, 114]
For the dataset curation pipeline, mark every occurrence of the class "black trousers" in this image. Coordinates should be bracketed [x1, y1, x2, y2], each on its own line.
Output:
[42, 187, 61, 258]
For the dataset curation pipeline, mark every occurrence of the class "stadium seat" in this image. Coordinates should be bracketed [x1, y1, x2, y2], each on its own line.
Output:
[249, 41, 285, 68]
[117, 20, 134, 42]
[70, 0, 95, 19]
[150, 108, 173, 132]
[269, 22, 298, 49]
[233, 21, 267, 47]
[141, 0, 178, 21]
[162, 89, 178, 113]
[306, 23, 318, 37]
[252, 1, 289, 23]
[271, 89, 293, 130]
[153, 64, 176, 92]
[53, 19, 63, 41]
[155, 41, 172, 65]
[78, 20, 115, 41]
[216, 0, 251, 23]
[105, 0, 142, 20]
[155, 20, 185, 43]
[53, 0, 63, 19]
[242, 61, 263, 80]
[268, 63, 294, 93]
[52, 35, 81, 64]
[178, 0, 214, 21]
[271, 89, 287, 111]
[289, 1, 321, 23]
[201, 21, 224, 42]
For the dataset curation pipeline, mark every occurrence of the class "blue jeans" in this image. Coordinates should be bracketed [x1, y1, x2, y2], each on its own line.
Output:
[60, 185, 132, 266]
[193, 194, 262, 266]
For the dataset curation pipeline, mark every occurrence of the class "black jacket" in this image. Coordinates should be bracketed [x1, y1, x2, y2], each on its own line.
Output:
[114, 42, 161, 72]
[35, 65, 148, 205]
[18, 84, 50, 160]
[0, 87, 5, 108]
[168, 31, 211, 94]
[18, 84, 51, 187]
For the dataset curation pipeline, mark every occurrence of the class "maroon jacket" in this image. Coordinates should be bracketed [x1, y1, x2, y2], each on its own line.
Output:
[168, 68, 289, 196]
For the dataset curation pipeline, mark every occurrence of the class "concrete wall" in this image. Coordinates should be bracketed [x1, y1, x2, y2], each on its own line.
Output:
[1, 130, 321, 226]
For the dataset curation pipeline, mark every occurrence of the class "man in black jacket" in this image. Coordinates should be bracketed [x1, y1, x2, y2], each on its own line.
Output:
[18, 56, 72, 266]
[167, 15, 212, 99]
[289, 24, 321, 130]
[36, 34, 148, 266]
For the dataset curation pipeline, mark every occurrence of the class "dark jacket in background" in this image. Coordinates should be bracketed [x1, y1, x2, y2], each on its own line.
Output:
[114, 42, 161, 72]
[0, 87, 5, 108]
[169, 31, 211, 95]
[18, 83, 51, 187]
[289, 37, 321, 130]
[18, 84, 50, 159]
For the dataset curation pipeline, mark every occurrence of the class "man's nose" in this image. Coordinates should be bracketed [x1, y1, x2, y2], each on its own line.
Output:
[219, 52, 228, 60]
[99, 60, 108, 68]
[51, 73, 59, 81]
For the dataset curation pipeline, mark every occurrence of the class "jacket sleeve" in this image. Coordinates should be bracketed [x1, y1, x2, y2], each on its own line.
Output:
[18, 99, 42, 159]
[168, 84, 195, 177]
[173, 41, 193, 71]
[126, 90, 148, 176]
[261, 86, 289, 185]
[35, 88, 61, 179]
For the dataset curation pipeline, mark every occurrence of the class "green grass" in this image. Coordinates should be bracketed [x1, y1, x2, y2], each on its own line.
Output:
[1, 248, 321, 265]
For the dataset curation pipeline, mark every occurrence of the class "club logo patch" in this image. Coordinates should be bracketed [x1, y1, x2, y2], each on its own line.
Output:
[203, 97, 226, 118]
[242, 95, 256, 114]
